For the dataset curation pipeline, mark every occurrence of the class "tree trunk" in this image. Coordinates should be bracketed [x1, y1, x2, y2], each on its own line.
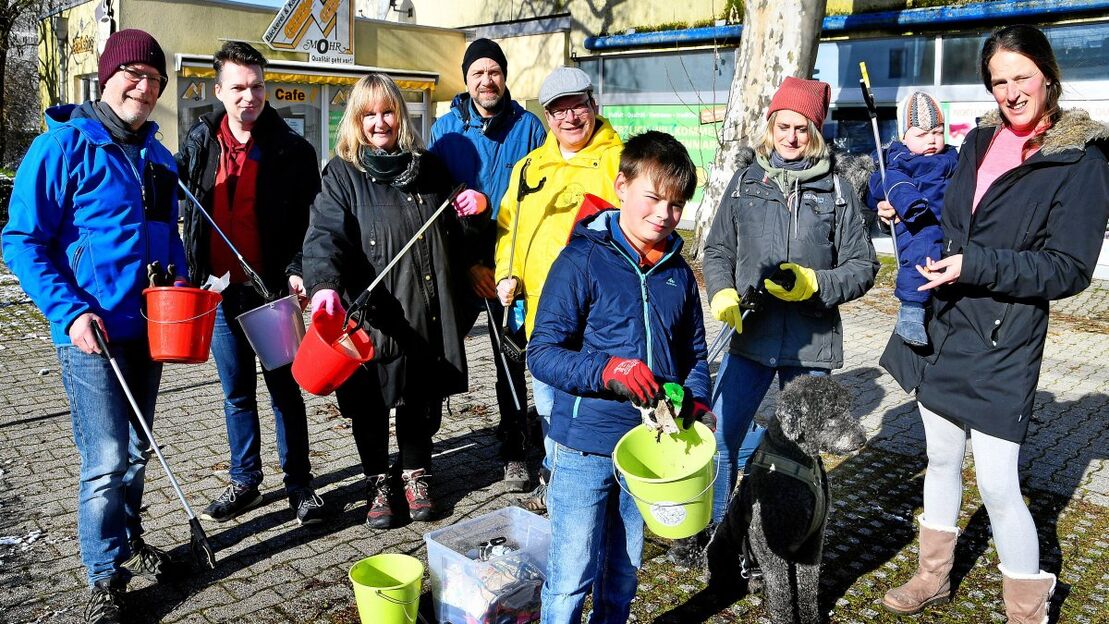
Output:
[694, 0, 827, 257]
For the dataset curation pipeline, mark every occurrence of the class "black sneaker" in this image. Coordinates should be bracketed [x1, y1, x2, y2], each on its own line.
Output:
[84, 578, 123, 624]
[289, 487, 329, 526]
[201, 482, 263, 522]
[503, 461, 530, 493]
[365, 474, 395, 529]
[122, 538, 181, 581]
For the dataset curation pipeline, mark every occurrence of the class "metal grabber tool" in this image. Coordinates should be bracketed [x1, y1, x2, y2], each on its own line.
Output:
[859, 61, 901, 269]
[499, 158, 547, 363]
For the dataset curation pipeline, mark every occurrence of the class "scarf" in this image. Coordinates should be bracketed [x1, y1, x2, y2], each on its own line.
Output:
[757, 151, 831, 196]
[359, 147, 422, 188]
[93, 101, 148, 145]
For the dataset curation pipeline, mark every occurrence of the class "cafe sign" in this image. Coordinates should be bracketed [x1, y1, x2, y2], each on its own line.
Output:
[263, 0, 355, 65]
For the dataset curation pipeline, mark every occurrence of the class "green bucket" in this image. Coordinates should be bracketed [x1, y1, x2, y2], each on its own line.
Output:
[613, 421, 718, 539]
[349, 553, 424, 624]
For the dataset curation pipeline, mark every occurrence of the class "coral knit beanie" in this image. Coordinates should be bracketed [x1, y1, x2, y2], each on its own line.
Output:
[767, 76, 831, 127]
[98, 29, 167, 95]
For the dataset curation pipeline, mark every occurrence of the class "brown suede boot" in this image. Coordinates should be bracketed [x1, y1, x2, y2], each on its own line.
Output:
[882, 514, 960, 614]
[1000, 566, 1056, 624]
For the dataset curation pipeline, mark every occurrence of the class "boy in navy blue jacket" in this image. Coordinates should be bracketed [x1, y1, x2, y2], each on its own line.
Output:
[528, 131, 713, 623]
[867, 91, 959, 346]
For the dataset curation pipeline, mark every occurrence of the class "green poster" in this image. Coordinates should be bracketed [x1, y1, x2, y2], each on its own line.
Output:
[604, 104, 723, 203]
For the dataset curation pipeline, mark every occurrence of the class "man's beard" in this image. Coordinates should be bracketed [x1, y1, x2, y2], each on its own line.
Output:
[475, 90, 504, 111]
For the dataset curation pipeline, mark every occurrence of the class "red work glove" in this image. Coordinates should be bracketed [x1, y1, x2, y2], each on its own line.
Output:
[678, 390, 717, 432]
[601, 357, 659, 408]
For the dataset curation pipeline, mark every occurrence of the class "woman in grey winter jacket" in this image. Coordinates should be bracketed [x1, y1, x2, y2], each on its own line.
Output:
[878, 26, 1109, 622]
[701, 77, 878, 531]
[302, 74, 485, 529]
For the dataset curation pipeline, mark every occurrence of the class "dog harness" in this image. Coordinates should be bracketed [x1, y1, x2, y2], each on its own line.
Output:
[738, 441, 830, 580]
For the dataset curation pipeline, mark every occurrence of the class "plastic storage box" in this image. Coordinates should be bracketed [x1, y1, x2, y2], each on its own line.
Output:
[424, 506, 551, 624]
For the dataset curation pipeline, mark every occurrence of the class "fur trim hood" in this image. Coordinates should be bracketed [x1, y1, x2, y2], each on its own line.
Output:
[978, 108, 1109, 156]
[734, 146, 875, 198]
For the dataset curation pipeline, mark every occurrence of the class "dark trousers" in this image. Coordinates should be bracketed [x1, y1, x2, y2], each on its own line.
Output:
[336, 366, 442, 475]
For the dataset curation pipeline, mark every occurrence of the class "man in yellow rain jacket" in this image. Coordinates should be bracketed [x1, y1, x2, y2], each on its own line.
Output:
[495, 66, 623, 512]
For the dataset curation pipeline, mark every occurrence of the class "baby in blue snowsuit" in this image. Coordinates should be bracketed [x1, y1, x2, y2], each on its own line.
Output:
[867, 91, 959, 346]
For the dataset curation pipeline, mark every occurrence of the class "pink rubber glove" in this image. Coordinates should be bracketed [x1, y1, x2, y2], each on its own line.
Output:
[310, 289, 344, 316]
[453, 189, 488, 217]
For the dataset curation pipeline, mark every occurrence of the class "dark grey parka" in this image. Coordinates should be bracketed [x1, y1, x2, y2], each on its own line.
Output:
[881, 109, 1109, 442]
[703, 150, 879, 369]
[302, 152, 468, 407]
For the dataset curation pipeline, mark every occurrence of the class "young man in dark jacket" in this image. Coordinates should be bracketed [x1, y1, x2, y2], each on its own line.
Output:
[2, 29, 184, 624]
[427, 38, 546, 492]
[528, 132, 713, 622]
[177, 42, 326, 526]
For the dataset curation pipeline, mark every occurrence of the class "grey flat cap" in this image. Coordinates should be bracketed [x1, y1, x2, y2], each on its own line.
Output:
[539, 66, 593, 108]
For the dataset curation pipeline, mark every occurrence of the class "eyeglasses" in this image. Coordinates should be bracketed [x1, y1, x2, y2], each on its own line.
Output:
[546, 101, 592, 121]
[118, 65, 167, 90]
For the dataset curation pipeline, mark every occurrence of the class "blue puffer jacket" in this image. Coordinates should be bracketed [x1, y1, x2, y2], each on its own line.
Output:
[2, 104, 186, 344]
[528, 211, 711, 456]
[867, 141, 959, 303]
[428, 92, 546, 267]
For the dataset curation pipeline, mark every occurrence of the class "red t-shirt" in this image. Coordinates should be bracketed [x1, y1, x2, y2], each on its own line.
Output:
[210, 116, 263, 283]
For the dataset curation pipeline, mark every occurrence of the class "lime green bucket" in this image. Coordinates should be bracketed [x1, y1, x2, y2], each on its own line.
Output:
[613, 421, 718, 539]
[349, 553, 424, 624]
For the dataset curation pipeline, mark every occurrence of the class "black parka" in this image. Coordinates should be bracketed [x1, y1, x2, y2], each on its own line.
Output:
[881, 109, 1109, 442]
[703, 151, 879, 369]
[302, 152, 468, 407]
[177, 104, 321, 294]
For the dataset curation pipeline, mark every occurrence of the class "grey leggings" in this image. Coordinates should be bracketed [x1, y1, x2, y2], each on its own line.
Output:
[919, 404, 1040, 574]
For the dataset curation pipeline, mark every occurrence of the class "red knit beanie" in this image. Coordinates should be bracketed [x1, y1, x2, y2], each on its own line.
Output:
[767, 76, 831, 127]
[98, 29, 167, 96]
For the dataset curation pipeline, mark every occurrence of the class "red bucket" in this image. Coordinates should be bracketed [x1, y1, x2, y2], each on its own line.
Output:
[292, 308, 375, 396]
[143, 287, 222, 364]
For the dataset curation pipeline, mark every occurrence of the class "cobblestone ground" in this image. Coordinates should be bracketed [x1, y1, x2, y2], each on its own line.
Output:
[1, 258, 1106, 624]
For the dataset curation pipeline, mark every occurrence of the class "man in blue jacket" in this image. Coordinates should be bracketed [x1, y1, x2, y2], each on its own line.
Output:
[428, 38, 546, 492]
[1, 30, 185, 624]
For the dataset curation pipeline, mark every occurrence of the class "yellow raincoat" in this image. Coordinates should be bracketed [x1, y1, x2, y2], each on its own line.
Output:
[494, 117, 623, 336]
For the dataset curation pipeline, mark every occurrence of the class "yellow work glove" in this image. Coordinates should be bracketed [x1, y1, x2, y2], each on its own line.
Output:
[710, 288, 744, 333]
[764, 262, 819, 302]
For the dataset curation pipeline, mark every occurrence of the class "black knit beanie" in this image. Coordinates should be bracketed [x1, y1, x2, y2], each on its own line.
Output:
[461, 38, 508, 79]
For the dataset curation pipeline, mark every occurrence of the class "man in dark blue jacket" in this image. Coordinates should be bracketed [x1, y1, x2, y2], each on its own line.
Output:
[428, 38, 545, 492]
[2, 30, 183, 624]
[528, 132, 713, 622]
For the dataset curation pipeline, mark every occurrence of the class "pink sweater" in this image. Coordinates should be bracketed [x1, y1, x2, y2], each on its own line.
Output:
[973, 126, 1040, 212]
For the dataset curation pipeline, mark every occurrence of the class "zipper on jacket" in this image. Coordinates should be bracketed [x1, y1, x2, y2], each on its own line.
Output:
[609, 241, 679, 371]
[107, 142, 152, 267]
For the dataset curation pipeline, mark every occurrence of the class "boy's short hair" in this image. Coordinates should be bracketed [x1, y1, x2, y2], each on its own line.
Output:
[213, 41, 268, 81]
[619, 131, 698, 202]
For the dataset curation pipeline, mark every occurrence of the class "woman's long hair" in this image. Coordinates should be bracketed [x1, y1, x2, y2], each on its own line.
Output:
[335, 73, 423, 169]
[980, 25, 1062, 152]
[756, 110, 829, 162]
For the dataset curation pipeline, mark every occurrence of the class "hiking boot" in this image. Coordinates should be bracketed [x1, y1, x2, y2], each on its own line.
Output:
[289, 487, 330, 526]
[122, 538, 181, 581]
[503, 461, 530, 493]
[201, 482, 263, 522]
[84, 578, 124, 624]
[517, 472, 548, 515]
[402, 468, 434, 522]
[366, 474, 395, 529]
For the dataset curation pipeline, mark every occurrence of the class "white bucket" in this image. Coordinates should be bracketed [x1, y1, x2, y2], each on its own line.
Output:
[236, 295, 306, 370]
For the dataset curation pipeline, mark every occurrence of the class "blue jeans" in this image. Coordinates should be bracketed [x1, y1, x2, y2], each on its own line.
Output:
[711, 353, 829, 523]
[58, 340, 161, 585]
[532, 376, 556, 472]
[542, 443, 643, 624]
[210, 285, 311, 492]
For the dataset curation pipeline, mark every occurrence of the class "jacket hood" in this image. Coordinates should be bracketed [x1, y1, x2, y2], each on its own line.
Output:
[735, 146, 875, 198]
[572, 209, 685, 259]
[537, 116, 622, 162]
[448, 89, 519, 133]
[45, 102, 160, 146]
[978, 108, 1109, 156]
[195, 102, 292, 139]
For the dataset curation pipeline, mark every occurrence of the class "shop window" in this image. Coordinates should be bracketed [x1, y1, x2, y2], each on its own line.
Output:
[941, 21, 1109, 85]
[76, 74, 100, 102]
[830, 106, 897, 155]
[814, 36, 934, 89]
[596, 50, 734, 98]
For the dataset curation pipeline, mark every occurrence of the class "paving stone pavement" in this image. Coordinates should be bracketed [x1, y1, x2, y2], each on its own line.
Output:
[0, 261, 1106, 624]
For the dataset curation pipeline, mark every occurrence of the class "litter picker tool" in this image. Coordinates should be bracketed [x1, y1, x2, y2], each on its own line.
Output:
[90, 323, 217, 569]
[705, 268, 795, 363]
[859, 62, 901, 268]
[500, 158, 547, 363]
[344, 184, 467, 330]
[484, 299, 523, 412]
[177, 179, 274, 301]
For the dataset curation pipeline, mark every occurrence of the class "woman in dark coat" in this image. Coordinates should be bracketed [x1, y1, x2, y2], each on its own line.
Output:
[879, 26, 1109, 622]
[302, 73, 486, 529]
